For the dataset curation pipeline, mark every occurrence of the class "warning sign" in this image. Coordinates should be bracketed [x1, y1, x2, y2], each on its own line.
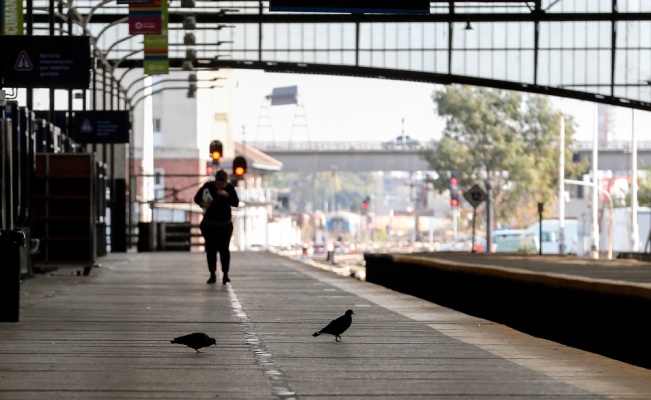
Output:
[73, 111, 130, 144]
[0, 36, 90, 89]
[14, 51, 33, 71]
[80, 119, 93, 133]
[463, 184, 488, 209]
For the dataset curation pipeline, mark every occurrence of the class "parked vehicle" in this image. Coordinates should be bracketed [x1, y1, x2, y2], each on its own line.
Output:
[525, 219, 580, 255]
[492, 229, 526, 253]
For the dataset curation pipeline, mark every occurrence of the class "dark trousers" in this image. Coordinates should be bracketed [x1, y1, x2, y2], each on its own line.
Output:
[200, 221, 234, 275]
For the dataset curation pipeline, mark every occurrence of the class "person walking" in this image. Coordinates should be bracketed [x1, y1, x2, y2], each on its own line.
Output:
[194, 169, 240, 284]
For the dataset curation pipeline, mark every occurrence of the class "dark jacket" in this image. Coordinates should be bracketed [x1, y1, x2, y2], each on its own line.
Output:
[193, 181, 240, 223]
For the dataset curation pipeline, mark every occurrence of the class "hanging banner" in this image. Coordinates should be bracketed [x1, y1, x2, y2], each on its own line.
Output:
[2, 0, 24, 35]
[141, 0, 169, 74]
[129, 0, 163, 35]
[144, 36, 169, 75]
[117, 0, 154, 4]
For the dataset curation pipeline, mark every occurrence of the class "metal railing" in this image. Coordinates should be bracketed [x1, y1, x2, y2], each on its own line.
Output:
[247, 140, 651, 152]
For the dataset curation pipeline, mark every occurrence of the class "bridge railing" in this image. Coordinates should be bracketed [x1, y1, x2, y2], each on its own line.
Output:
[246, 141, 419, 151]
[574, 140, 651, 151]
[248, 140, 651, 152]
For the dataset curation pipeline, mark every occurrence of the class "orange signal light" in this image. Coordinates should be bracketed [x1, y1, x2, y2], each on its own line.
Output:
[209, 140, 223, 164]
[234, 166, 245, 176]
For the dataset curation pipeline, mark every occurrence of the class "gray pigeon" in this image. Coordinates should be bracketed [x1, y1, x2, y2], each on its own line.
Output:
[313, 309, 354, 342]
[171, 332, 216, 352]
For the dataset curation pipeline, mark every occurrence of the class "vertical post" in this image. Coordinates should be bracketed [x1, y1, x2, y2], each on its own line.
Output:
[453, 206, 458, 244]
[141, 76, 154, 223]
[485, 180, 493, 253]
[631, 109, 639, 251]
[48, 0, 55, 147]
[471, 208, 476, 253]
[591, 104, 600, 259]
[558, 112, 565, 255]
[537, 202, 544, 255]
[0, 230, 25, 322]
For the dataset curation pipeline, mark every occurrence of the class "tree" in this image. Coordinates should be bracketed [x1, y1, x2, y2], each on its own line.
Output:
[267, 171, 374, 213]
[639, 167, 651, 207]
[422, 85, 585, 228]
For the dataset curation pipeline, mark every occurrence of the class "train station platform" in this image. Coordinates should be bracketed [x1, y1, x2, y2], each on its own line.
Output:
[3, 251, 651, 399]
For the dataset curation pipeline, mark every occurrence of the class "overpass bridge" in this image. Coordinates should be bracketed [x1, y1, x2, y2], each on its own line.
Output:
[251, 140, 651, 173]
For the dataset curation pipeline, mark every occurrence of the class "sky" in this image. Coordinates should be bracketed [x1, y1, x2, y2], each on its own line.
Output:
[231, 70, 444, 144]
[230, 69, 651, 145]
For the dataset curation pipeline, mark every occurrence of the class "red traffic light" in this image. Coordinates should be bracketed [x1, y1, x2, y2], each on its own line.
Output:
[451, 198, 459, 207]
[450, 177, 458, 186]
[362, 196, 370, 210]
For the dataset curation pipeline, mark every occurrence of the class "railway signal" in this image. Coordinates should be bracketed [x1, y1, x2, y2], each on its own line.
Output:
[209, 140, 223, 164]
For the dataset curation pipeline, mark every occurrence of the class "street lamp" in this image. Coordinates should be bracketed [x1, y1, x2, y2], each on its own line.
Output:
[126, 76, 223, 104]
[129, 83, 222, 109]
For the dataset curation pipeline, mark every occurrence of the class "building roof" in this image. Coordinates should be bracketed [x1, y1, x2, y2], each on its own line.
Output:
[234, 141, 283, 171]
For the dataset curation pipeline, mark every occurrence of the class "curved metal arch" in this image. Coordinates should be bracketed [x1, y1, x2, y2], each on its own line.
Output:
[113, 58, 651, 111]
[208, 60, 651, 111]
[34, 1, 651, 112]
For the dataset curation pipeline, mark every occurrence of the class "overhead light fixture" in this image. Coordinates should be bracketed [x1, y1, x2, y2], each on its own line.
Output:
[465, 21, 473, 30]
[183, 16, 196, 30]
[187, 82, 197, 98]
[184, 32, 196, 45]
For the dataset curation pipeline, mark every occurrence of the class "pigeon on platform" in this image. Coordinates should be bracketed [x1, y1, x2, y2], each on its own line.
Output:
[170, 332, 216, 352]
[312, 309, 354, 342]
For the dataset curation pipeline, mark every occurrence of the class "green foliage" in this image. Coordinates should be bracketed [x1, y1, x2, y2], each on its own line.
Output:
[639, 167, 651, 207]
[423, 85, 587, 227]
[267, 171, 374, 213]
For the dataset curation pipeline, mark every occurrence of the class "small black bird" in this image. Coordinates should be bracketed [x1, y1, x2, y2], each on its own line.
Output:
[170, 332, 216, 352]
[313, 309, 354, 342]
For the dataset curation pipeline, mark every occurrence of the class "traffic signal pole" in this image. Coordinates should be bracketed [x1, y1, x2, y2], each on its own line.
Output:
[453, 206, 458, 244]
[486, 180, 493, 253]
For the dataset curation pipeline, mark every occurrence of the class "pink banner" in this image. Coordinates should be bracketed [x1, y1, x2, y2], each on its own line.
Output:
[129, 16, 162, 35]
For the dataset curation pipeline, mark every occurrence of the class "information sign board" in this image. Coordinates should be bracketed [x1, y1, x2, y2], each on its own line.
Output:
[1, 36, 90, 89]
[72, 111, 130, 144]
